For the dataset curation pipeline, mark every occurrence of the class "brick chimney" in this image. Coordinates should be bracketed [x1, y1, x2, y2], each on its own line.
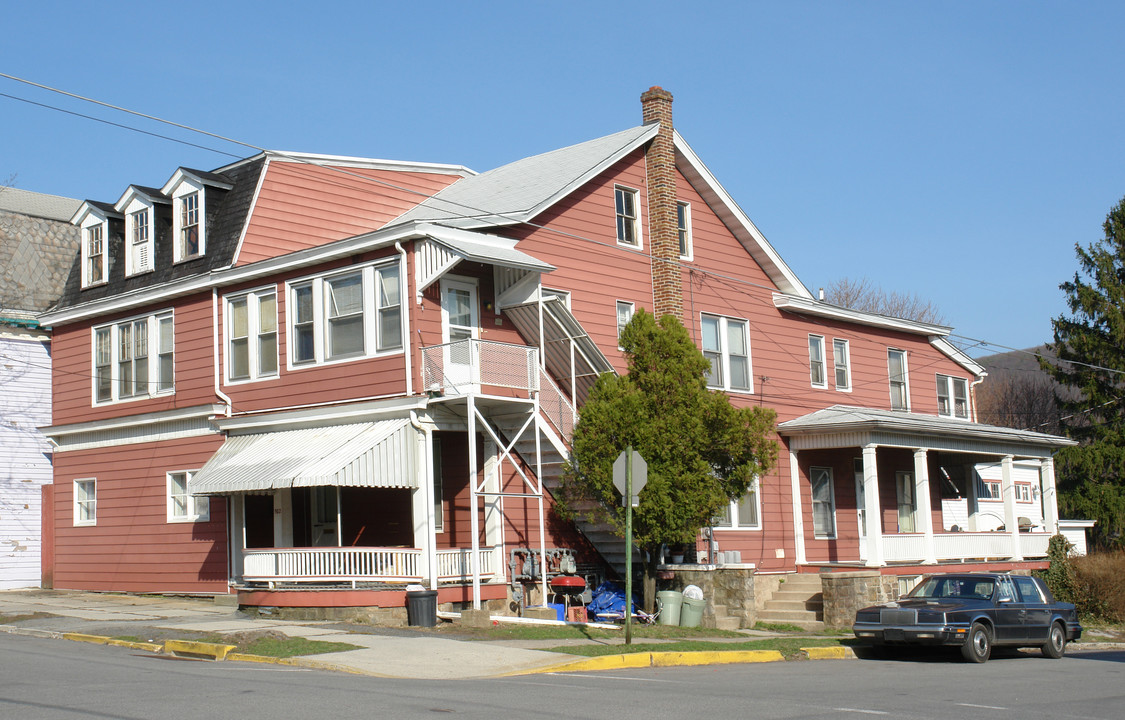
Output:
[641, 86, 682, 319]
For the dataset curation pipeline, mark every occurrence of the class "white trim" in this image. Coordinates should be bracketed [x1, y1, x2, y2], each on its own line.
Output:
[73, 478, 96, 526]
[224, 285, 280, 385]
[712, 477, 762, 531]
[613, 185, 643, 249]
[773, 292, 951, 336]
[888, 347, 910, 412]
[676, 200, 693, 261]
[230, 156, 271, 266]
[615, 300, 635, 347]
[213, 150, 475, 178]
[810, 465, 837, 539]
[700, 312, 753, 393]
[832, 338, 853, 393]
[167, 470, 209, 523]
[808, 334, 827, 389]
[121, 197, 155, 277]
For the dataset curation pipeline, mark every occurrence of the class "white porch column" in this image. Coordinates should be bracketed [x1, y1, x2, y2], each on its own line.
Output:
[913, 448, 937, 564]
[468, 395, 482, 609]
[1001, 455, 1023, 561]
[1041, 457, 1059, 535]
[230, 496, 246, 583]
[862, 445, 884, 567]
[410, 415, 437, 590]
[788, 450, 806, 565]
[966, 465, 980, 532]
[482, 439, 504, 576]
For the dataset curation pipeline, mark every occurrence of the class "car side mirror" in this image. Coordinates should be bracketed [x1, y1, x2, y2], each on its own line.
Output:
[997, 594, 1014, 604]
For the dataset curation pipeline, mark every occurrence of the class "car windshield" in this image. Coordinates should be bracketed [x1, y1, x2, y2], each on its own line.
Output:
[907, 576, 995, 600]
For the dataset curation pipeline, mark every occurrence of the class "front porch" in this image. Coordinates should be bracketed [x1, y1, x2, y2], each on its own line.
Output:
[240, 545, 502, 589]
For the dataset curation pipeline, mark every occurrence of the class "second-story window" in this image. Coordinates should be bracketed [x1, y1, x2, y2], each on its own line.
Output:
[614, 186, 640, 247]
[937, 374, 970, 419]
[677, 201, 692, 259]
[226, 288, 278, 382]
[809, 335, 826, 388]
[288, 262, 402, 368]
[888, 348, 909, 411]
[92, 311, 174, 404]
[702, 314, 751, 392]
[616, 300, 635, 346]
[833, 339, 852, 391]
[84, 224, 106, 287]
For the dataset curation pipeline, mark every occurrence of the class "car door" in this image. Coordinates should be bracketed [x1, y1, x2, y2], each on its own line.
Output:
[1014, 575, 1052, 643]
[991, 575, 1026, 644]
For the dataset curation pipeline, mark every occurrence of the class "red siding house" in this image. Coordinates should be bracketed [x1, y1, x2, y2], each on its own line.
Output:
[39, 90, 1073, 615]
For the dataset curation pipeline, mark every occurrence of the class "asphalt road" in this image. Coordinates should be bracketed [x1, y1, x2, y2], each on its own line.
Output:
[3, 634, 1123, 720]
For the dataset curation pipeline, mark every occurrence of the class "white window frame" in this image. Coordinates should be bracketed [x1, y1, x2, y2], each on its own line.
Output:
[701, 313, 752, 393]
[167, 470, 209, 523]
[936, 374, 970, 419]
[616, 300, 635, 346]
[171, 181, 204, 262]
[286, 261, 403, 369]
[713, 478, 761, 531]
[1015, 483, 1033, 503]
[979, 479, 1002, 500]
[225, 286, 279, 384]
[124, 200, 154, 276]
[809, 334, 827, 388]
[74, 479, 96, 526]
[81, 220, 108, 288]
[677, 201, 692, 260]
[832, 338, 852, 392]
[91, 311, 174, 404]
[888, 348, 910, 411]
[811, 466, 836, 539]
[614, 185, 641, 248]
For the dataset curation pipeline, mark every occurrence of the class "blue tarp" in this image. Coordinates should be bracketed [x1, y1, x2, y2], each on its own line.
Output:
[586, 581, 641, 620]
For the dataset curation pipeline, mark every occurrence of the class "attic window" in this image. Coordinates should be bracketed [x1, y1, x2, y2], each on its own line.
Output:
[127, 208, 153, 275]
[177, 191, 201, 260]
[83, 224, 107, 288]
[614, 186, 640, 247]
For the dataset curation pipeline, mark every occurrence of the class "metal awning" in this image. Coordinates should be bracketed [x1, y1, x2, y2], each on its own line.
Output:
[502, 296, 614, 406]
[190, 419, 418, 495]
[414, 224, 555, 295]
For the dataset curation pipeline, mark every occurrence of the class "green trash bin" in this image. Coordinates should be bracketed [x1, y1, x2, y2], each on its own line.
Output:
[656, 590, 683, 626]
[679, 596, 705, 628]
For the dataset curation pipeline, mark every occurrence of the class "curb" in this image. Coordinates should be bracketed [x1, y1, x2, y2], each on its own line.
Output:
[527, 649, 786, 674]
[801, 646, 855, 660]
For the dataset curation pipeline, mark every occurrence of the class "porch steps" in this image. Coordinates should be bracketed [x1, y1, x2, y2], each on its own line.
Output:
[709, 603, 743, 631]
[756, 574, 825, 632]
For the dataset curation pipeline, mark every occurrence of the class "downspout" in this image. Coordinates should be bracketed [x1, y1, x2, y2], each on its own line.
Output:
[211, 288, 233, 416]
[970, 373, 985, 422]
[396, 242, 413, 396]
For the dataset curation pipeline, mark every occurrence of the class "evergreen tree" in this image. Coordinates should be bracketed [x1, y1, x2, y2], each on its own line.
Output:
[558, 309, 778, 610]
[1045, 195, 1125, 548]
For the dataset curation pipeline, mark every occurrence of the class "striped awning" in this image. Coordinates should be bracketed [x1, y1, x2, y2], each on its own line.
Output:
[190, 419, 417, 495]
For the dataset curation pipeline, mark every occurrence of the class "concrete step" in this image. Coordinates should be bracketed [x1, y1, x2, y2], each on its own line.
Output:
[713, 615, 742, 631]
[757, 609, 823, 623]
[768, 599, 824, 613]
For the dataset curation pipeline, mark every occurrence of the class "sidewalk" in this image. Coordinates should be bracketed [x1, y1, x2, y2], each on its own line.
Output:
[0, 588, 842, 678]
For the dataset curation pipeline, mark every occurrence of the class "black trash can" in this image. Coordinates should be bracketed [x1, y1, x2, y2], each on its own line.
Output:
[406, 589, 438, 627]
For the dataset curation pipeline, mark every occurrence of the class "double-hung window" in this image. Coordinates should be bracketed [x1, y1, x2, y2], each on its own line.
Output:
[833, 339, 851, 391]
[936, 374, 969, 418]
[1015, 483, 1033, 503]
[616, 301, 635, 345]
[809, 335, 826, 388]
[74, 479, 96, 526]
[714, 479, 761, 530]
[702, 314, 751, 392]
[677, 201, 692, 259]
[178, 191, 200, 259]
[226, 288, 278, 382]
[288, 262, 402, 367]
[888, 348, 909, 410]
[614, 186, 640, 247]
[84, 224, 106, 287]
[811, 466, 836, 538]
[168, 471, 209, 522]
[92, 312, 174, 403]
[978, 479, 1002, 500]
[126, 208, 153, 275]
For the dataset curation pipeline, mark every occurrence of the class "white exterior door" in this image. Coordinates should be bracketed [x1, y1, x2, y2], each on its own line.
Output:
[440, 277, 479, 394]
[854, 458, 867, 561]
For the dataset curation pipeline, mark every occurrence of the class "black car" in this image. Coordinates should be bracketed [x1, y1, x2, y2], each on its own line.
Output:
[853, 572, 1082, 662]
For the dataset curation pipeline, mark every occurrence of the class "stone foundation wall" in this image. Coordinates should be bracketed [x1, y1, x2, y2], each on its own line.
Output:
[660, 566, 757, 628]
[820, 571, 900, 629]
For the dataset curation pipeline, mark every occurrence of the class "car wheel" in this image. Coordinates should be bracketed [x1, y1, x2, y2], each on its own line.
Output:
[1042, 622, 1067, 659]
[961, 622, 992, 663]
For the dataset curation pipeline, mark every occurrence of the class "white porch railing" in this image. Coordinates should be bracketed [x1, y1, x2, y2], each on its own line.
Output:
[421, 340, 539, 394]
[537, 367, 576, 440]
[881, 531, 1053, 564]
[242, 546, 497, 587]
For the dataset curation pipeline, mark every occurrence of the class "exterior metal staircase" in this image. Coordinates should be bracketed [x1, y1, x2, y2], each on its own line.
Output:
[756, 573, 825, 631]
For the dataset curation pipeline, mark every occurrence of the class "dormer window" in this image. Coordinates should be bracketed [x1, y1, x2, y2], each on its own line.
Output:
[84, 224, 106, 287]
[179, 191, 200, 259]
[126, 208, 153, 275]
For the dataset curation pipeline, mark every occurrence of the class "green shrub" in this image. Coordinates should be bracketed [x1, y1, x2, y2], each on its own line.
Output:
[1070, 550, 1125, 623]
[1038, 534, 1078, 603]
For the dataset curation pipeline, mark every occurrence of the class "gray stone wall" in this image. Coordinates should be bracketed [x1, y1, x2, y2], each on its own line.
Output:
[820, 571, 903, 629]
[661, 566, 757, 628]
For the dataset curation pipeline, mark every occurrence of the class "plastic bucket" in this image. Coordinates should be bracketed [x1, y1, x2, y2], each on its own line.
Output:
[406, 589, 438, 627]
[679, 596, 705, 628]
[656, 590, 683, 626]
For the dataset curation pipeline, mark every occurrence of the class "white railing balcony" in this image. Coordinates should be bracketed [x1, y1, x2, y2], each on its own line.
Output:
[536, 368, 576, 440]
[242, 546, 497, 588]
[421, 340, 539, 395]
[880, 531, 1052, 564]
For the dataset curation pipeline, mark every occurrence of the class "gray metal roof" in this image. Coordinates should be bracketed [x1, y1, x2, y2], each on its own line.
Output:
[423, 224, 555, 272]
[0, 187, 81, 222]
[390, 125, 657, 229]
[190, 419, 418, 495]
[778, 405, 1076, 450]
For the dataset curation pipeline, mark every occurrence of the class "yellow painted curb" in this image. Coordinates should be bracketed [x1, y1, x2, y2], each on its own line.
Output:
[164, 639, 238, 660]
[529, 649, 785, 674]
[105, 638, 164, 652]
[801, 646, 852, 660]
[63, 633, 109, 645]
[226, 653, 300, 665]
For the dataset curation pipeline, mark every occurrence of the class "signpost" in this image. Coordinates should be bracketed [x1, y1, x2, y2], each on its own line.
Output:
[613, 447, 647, 644]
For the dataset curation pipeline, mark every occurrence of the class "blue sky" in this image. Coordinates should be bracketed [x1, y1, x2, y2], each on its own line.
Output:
[4, 1, 1124, 357]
